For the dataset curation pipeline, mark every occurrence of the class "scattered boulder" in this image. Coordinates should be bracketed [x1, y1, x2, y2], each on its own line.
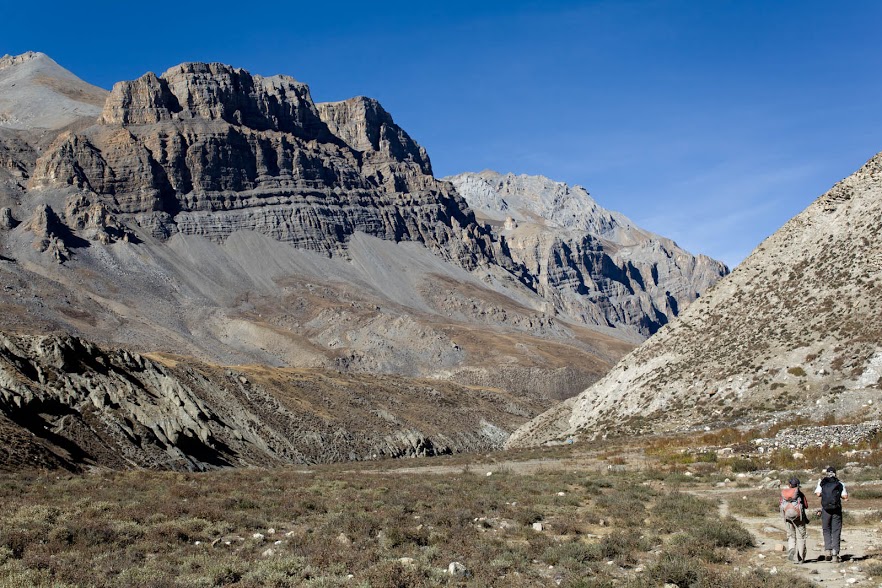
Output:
[0, 207, 17, 230]
[447, 562, 469, 577]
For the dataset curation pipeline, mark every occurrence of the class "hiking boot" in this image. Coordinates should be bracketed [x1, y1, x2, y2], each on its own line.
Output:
[832, 554, 841, 563]
[824, 550, 832, 561]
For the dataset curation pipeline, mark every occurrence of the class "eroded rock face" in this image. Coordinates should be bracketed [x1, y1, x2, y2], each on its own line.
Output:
[0, 332, 549, 471]
[447, 171, 728, 336]
[28, 62, 519, 279]
[507, 151, 882, 447]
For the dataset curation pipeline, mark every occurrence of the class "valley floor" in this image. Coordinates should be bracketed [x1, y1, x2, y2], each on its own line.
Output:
[1, 436, 880, 587]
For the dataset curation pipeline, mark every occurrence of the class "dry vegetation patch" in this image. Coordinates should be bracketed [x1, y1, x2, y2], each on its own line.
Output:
[0, 453, 818, 588]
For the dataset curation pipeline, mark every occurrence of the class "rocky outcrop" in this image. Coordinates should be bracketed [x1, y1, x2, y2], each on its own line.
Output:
[0, 129, 37, 205]
[507, 150, 882, 447]
[447, 171, 728, 336]
[0, 332, 550, 471]
[317, 96, 432, 175]
[0, 207, 17, 230]
[27, 62, 523, 282]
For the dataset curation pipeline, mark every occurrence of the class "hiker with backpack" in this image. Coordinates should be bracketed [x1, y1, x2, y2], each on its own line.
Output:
[780, 477, 809, 563]
[815, 466, 849, 562]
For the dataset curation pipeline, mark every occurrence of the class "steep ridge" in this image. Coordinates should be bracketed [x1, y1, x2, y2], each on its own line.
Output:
[0, 332, 551, 471]
[507, 151, 882, 447]
[447, 171, 728, 336]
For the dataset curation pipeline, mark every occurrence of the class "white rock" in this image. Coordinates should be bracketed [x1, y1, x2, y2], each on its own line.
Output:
[532, 522, 544, 531]
[448, 561, 468, 576]
[261, 548, 275, 557]
[267, 528, 276, 534]
[274, 540, 282, 545]
[252, 533, 265, 540]
[557, 492, 566, 496]
[486, 472, 493, 477]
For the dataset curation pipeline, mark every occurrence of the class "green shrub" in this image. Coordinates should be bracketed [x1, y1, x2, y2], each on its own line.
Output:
[690, 516, 754, 549]
[730, 458, 761, 472]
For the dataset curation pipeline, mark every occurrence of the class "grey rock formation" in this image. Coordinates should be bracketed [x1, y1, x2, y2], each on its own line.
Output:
[447, 171, 728, 336]
[507, 150, 882, 447]
[0, 332, 551, 470]
[0, 207, 17, 230]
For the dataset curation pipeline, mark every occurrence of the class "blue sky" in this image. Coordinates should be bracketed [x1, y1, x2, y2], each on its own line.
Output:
[4, 0, 881, 267]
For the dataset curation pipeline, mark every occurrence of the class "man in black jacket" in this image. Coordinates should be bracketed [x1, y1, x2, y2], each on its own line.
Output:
[815, 466, 849, 562]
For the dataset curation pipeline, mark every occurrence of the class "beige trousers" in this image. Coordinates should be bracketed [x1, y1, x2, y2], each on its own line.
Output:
[786, 519, 807, 562]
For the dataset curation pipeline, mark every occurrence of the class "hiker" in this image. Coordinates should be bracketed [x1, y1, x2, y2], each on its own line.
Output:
[815, 466, 849, 562]
[780, 476, 809, 563]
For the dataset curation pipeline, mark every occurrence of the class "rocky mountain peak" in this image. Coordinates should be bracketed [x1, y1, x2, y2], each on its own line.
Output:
[0, 51, 46, 69]
[448, 170, 728, 337]
[0, 51, 107, 131]
[99, 62, 331, 141]
[448, 170, 638, 241]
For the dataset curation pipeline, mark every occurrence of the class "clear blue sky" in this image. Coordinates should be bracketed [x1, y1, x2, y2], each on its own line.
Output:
[4, 0, 881, 267]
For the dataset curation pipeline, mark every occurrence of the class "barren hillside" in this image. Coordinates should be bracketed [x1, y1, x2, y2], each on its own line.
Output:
[509, 150, 882, 447]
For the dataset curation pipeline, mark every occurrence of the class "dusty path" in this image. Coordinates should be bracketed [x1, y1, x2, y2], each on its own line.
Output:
[694, 487, 880, 587]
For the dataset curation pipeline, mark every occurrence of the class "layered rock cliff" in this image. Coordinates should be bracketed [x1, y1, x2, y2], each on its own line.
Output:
[507, 151, 882, 447]
[447, 171, 728, 336]
[25, 62, 520, 278]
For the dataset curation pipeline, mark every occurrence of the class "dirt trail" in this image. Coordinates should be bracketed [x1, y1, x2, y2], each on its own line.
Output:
[362, 454, 879, 586]
[695, 487, 880, 587]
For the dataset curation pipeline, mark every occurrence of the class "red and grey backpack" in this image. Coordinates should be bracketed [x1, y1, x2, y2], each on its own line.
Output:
[781, 487, 803, 521]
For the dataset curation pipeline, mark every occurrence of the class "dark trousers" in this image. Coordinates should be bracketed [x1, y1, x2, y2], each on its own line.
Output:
[821, 508, 843, 553]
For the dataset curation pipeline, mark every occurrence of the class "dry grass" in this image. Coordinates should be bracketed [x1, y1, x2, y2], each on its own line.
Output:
[0, 459, 798, 588]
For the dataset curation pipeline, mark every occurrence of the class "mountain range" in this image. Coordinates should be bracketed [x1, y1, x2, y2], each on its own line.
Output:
[0, 52, 725, 469]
